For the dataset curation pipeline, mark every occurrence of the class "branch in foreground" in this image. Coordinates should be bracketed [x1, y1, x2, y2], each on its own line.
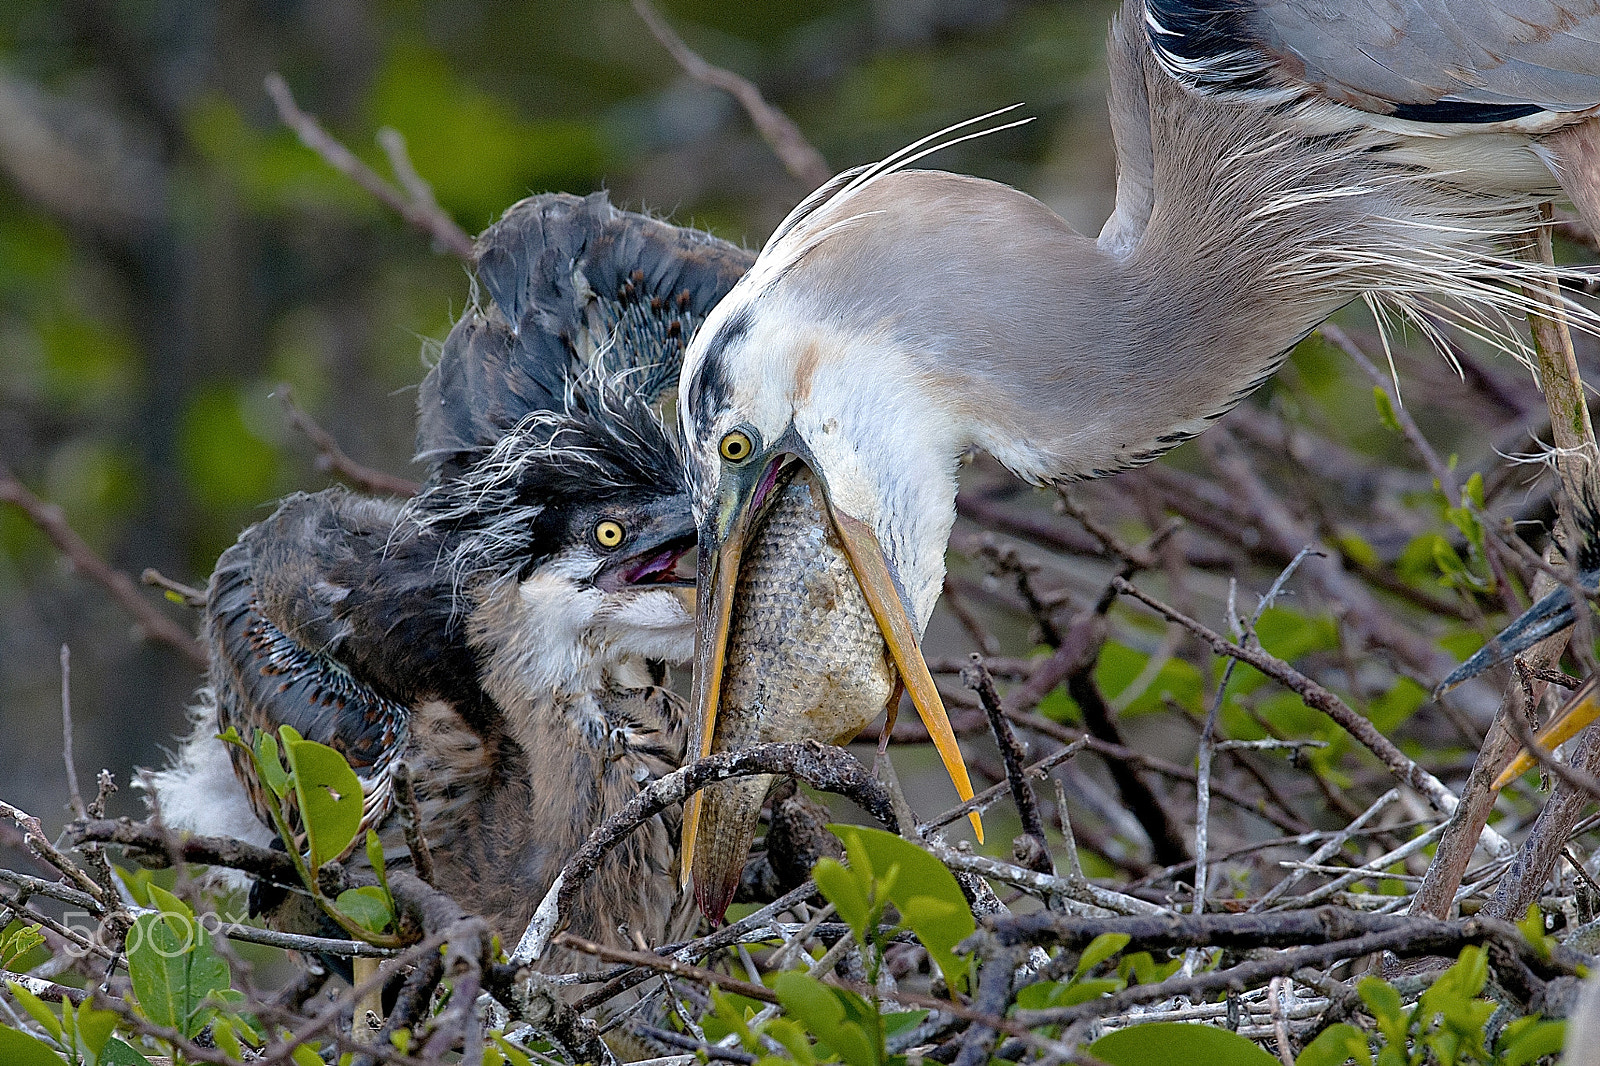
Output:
[631, 0, 831, 188]
[1013, 914, 1582, 1028]
[276, 385, 422, 497]
[1111, 574, 1512, 856]
[263, 73, 476, 261]
[963, 654, 1052, 873]
[73, 817, 300, 886]
[0, 465, 205, 664]
[514, 741, 895, 964]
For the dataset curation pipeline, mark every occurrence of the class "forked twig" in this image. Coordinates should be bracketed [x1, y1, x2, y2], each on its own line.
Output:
[631, 0, 831, 188]
[264, 74, 476, 261]
[0, 466, 203, 664]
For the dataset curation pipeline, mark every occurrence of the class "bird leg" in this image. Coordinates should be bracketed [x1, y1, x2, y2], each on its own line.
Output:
[351, 956, 383, 1043]
[1549, 118, 1600, 237]
[1518, 204, 1600, 527]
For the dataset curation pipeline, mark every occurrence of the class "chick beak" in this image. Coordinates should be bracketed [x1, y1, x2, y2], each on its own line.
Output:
[1493, 674, 1600, 790]
[679, 457, 982, 895]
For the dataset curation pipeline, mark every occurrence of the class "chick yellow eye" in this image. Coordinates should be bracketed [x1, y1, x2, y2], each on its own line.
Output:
[720, 430, 753, 463]
[594, 520, 625, 549]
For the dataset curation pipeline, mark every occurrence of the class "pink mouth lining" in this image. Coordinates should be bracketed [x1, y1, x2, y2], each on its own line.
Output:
[624, 545, 693, 585]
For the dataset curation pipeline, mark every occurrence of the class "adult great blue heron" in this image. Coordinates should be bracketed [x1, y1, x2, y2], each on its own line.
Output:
[675, 0, 1600, 903]
[152, 192, 752, 967]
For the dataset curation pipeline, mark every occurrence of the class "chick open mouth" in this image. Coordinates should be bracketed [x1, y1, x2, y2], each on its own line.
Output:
[599, 536, 697, 590]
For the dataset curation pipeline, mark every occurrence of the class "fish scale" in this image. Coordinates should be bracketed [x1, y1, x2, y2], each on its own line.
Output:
[692, 466, 895, 919]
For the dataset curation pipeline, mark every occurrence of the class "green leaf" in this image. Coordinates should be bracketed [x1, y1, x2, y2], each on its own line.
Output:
[765, 1017, 818, 1066]
[773, 971, 879, 1066]
[1357, 977, 1409, 1048]
[72, 1001, 118, 1064]
[334, 887, 394, 935]
[2, 925, 45, 971]
[1295, 1023, 1371, 1066]
[813, 859, 873, 944]
[365, 830, 390, 896]
[1090, 1022, 1281, 1065]
[253, 731, 292, 800]
[212, 1016, 244, 1061]
[127, 899, 230, 1038]
[1498, 1018, 1564, 1066]
[99, 1037, 155, 1065]
[6, 983, 62, 1042]
[1120, 952, 1183, 986]
[827, 826, 975, 994]
[283, 736, 363, 869]
[1373, 387, 1402, 433]
[0, 1024, 70, 1066]
[290, 1042, 326, 1066]
[1076, 933, 1131, 977]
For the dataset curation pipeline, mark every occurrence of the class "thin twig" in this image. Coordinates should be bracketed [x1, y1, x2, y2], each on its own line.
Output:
[963, 654, 1052, 873]
[140, 567, 205, 608]
[264, 74, 475, 261]
[1112, 575, 1502, 850]
[630, 0, 831, 188]
[0, 464, 204, 664]
[275, 385, 421, 497]
[1196, 549, 1320, 917]
[515, 742, 895, 964]
[59, 645, 84, 818]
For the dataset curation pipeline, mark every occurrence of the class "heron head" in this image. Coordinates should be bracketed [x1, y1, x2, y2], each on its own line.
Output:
[410, 379, 697, 693]
[674, 171, 1034, 842]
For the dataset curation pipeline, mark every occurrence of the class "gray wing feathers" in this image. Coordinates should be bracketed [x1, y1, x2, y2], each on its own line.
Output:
[416, 192, 753, 479]
[1256, 0, 1600, 111]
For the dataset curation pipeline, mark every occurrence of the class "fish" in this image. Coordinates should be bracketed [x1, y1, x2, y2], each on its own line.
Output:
[691, 464, 896, 919]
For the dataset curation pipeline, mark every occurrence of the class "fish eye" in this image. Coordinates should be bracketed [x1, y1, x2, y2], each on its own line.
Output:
[593, 519, 625, 549]
[720, 430, 754, 464]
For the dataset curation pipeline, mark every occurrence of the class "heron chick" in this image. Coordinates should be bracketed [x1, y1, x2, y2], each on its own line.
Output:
[151, 191, 752, 971]
[675, 0, 1600, 903]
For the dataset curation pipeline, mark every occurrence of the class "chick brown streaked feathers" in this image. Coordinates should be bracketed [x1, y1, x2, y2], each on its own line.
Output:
[155, 192, 758, 981]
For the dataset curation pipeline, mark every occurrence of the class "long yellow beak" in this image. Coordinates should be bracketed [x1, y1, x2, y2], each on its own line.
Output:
[1493, 674, 1600, 790]
[680, 463, 982, 889]
[830, 509, 981, 843]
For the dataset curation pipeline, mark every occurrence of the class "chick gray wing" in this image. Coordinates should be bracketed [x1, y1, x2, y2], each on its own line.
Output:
[417, 191, 755, 480]
[206, 489, 485, 832]
[1145, 0, 1600, 119]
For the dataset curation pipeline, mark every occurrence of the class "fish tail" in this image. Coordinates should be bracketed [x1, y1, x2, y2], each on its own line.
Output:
[691, 774, 773, 922]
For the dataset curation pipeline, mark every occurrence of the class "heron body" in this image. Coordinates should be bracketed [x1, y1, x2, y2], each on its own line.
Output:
[152, 192, 754, 968]
[676, 0, 1600, 910]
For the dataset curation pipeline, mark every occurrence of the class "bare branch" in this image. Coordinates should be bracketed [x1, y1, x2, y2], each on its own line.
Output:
[263, 73, 476, 261]
[274, 385, 421, 497]
[0, 464, 204, 664]
[1112, 575, 1483, 833]
[515, 741, 894, 964]
[963, 654, 1052, 873]
[631, 0, 831, 188]
[141, 567, 205, 608]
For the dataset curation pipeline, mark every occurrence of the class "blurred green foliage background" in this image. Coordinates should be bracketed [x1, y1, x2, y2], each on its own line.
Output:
[0, 0, 1125, 818]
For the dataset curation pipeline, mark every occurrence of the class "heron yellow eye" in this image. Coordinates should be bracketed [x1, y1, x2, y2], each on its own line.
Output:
[720, 430, 753, 463]
[594, 520, 625, 549]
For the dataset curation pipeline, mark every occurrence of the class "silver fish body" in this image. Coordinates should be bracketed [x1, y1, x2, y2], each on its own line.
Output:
[692, 465, 895, 917]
